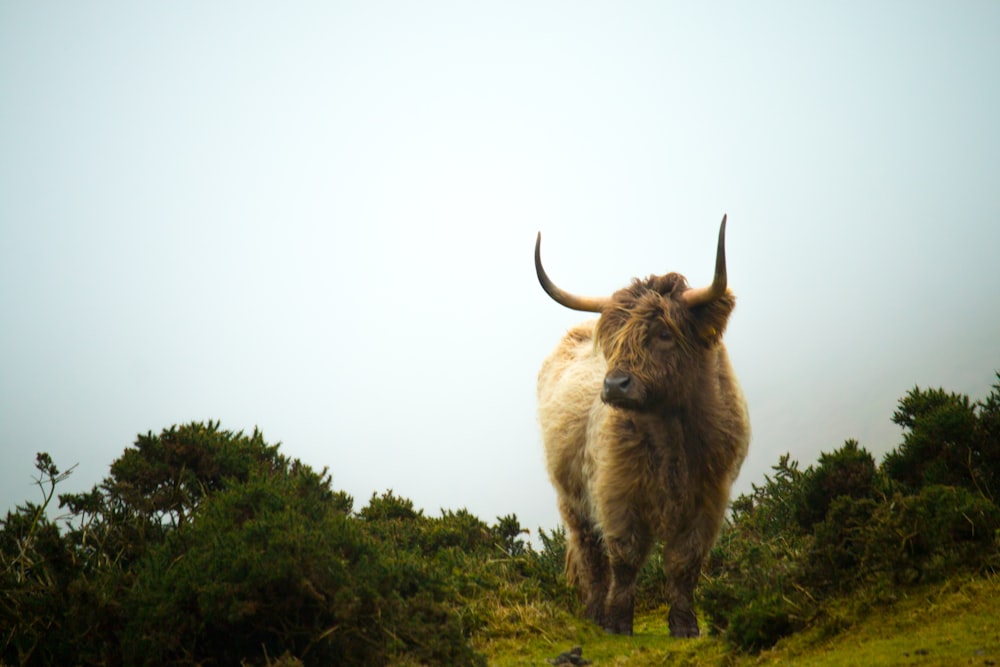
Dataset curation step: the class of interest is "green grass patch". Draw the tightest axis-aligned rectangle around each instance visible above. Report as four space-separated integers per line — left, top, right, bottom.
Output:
484 574 1000 666
755 574 1000 667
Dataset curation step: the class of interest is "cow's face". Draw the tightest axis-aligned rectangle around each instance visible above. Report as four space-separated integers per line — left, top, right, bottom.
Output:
595 274 734 411
535 214 734 411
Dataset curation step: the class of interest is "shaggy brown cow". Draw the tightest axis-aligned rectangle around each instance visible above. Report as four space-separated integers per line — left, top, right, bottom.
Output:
535 215 750 637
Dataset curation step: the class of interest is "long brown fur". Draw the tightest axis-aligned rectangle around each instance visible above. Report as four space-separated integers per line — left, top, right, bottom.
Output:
537 272 750 637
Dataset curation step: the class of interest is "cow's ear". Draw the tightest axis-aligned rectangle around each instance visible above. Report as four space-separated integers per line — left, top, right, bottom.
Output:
690 291 735 345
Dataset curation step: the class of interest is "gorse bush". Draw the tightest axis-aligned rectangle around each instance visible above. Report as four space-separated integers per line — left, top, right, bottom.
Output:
796 439 880 531
884 385 1000 499
0 455 81 666
0 423 564 666
125 472 371 665
703 374 1000 653
701 454 812 651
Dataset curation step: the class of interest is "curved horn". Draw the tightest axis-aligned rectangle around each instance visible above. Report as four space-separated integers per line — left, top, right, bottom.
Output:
681 214 729 308
535 233 609 313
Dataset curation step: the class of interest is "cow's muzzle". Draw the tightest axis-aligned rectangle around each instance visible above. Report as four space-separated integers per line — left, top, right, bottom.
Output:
602 369 643 408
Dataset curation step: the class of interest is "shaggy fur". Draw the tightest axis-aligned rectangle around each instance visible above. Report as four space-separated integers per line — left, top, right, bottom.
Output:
537 272 750 637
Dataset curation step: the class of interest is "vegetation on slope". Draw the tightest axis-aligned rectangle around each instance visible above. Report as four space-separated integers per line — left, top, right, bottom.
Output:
2 375 998 665
487 573 1000 666
701 377 1000 652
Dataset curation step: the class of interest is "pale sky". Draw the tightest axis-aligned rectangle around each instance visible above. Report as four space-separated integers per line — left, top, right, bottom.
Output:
2 3 998 536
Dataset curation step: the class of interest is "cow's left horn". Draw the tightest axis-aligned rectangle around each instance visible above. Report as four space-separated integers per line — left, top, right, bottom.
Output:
681 214 728 308
535 233 609 313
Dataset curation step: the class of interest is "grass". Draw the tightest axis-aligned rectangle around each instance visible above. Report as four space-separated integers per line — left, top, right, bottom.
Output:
754 574 1000 667
482 573 1000 666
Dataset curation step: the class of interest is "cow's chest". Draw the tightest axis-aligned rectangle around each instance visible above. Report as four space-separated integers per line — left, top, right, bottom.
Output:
586 420 713 537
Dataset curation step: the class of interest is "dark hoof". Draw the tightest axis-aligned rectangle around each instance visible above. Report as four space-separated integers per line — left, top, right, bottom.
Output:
669 625 700 638
583 602 605 628
602 617 634 635
602 603 635 635
668 608 700 638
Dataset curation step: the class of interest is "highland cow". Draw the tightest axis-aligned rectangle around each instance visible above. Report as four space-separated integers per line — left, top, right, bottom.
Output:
535 215 749 637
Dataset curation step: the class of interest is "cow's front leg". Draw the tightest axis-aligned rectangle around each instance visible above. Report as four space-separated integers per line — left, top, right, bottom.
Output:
604 559 639 634
665 558 701 638
663 510 724 638
603 532 651 635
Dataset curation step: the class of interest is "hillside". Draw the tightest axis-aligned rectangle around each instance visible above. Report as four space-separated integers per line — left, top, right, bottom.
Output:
486 574 1000 666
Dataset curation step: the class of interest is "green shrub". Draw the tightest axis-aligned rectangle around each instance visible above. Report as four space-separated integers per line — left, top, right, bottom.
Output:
122 471 485 666
517 525 574 606
860 485 1000 584
358 489 421 523
0 455 82 666
101 421 289 527
803 495 879 593
796 439 881 531
883 380 1000 500
701 454 812 649
702 521 809 650
2 426 503 666
724 592 799 654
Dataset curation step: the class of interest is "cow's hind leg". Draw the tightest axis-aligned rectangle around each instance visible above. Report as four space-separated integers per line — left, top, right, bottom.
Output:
561 502 610 627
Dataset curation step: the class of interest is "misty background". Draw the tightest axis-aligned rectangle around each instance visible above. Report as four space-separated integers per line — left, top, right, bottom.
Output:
2 3 998 536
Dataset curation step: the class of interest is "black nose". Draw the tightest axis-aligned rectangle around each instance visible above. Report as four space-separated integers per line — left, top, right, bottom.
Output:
603 371 632 400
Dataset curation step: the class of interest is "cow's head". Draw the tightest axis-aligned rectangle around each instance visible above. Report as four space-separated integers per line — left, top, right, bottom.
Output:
535 215 735 411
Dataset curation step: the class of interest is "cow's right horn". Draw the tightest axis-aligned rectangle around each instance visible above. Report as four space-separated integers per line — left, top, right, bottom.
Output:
535 233 609 313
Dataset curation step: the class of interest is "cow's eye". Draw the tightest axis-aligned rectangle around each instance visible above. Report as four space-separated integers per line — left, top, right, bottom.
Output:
657 329 672 341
